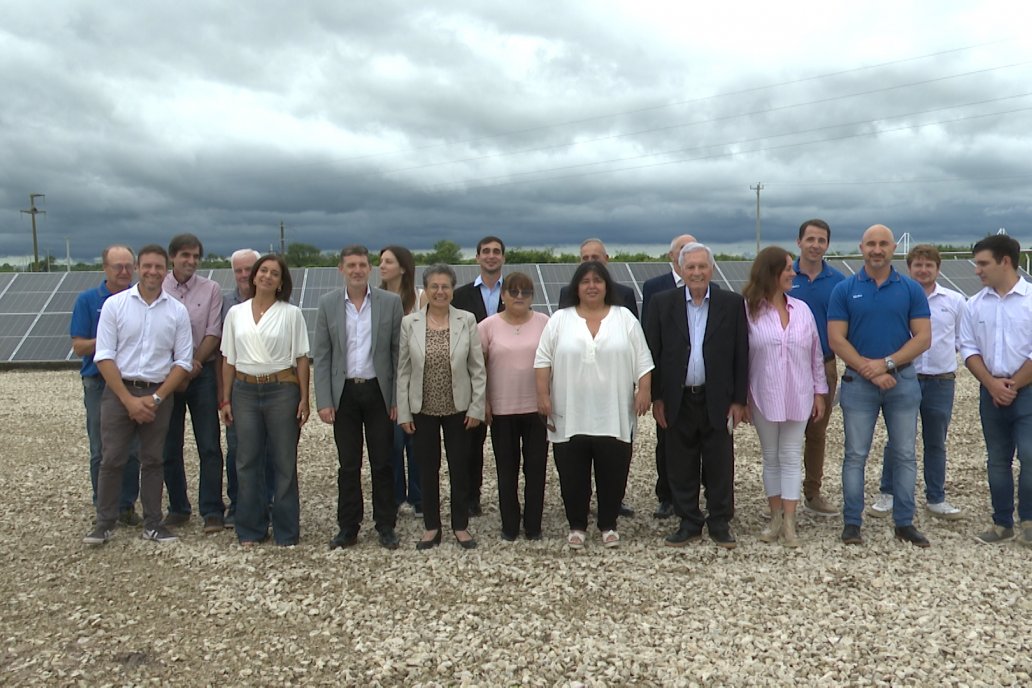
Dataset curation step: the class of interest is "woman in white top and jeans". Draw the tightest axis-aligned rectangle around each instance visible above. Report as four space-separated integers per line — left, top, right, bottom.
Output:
535 262 653 549
220 254 310 547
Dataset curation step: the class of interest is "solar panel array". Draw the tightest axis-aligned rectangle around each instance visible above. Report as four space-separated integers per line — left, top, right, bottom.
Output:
0 259 1018 363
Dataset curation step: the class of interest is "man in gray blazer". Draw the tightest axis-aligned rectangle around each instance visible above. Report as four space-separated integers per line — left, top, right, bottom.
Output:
314 245 404 550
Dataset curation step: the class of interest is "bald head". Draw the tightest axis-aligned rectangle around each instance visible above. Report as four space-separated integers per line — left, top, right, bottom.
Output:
859 224 897 274
668 234 697 264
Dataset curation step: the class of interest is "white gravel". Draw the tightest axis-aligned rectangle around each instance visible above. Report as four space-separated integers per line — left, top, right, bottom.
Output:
1 368 1029 686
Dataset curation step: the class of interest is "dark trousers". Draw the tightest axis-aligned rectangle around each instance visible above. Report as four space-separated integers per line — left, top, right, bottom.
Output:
553 435 631 532
97 384 174 530
666 390 735 533
654 422 670 503
413 412 470 532
468 423 487 501
490 413 548 537
163 361 225 518
332 380 396 534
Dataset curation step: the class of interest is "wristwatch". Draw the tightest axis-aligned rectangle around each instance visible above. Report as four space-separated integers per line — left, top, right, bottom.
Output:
152 393 163 406
884 357 897 373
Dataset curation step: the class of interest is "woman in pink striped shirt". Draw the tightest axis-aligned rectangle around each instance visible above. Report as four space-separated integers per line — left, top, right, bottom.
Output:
743 247 828 547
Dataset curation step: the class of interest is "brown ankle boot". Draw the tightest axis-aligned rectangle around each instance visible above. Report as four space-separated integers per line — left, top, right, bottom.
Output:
780 512 800 548
758 509 783 543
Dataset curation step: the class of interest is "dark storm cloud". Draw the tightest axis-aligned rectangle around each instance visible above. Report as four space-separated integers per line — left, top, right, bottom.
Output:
0 1 1028 263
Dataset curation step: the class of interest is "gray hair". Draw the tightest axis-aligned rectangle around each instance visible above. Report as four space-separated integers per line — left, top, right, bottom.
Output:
678 242 714 268
101 244 135 264
580 237 607 253
422 263 457 288
230 248 262 264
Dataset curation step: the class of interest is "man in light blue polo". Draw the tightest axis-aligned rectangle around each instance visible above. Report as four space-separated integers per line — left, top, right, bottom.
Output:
828 224 931 546
70 244 141 526
790 218 845 516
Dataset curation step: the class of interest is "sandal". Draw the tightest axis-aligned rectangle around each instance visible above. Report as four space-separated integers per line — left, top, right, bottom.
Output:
602 529 620 548
567 530 587 549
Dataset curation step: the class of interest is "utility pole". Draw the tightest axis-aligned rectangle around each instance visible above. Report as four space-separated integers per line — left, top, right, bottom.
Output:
65 236 71 272
20 193 45 271
279 221 286 255
749 182 764 255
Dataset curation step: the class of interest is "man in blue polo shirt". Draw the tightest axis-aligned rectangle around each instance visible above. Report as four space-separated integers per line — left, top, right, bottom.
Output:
828 224 931 546
790 219 845 517
70 244 141 526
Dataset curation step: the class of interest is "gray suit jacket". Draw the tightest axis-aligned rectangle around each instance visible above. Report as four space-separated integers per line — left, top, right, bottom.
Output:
396 306 487 424
313 287 403 413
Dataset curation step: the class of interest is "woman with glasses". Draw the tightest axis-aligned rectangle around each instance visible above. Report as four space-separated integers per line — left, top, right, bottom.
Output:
478 272 551 541
397 264 487 550
535 261 653 549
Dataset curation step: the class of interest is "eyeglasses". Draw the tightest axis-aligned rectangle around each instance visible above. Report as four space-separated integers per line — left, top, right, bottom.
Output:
426 284 453 292
506 288 533 298
106 263 133 273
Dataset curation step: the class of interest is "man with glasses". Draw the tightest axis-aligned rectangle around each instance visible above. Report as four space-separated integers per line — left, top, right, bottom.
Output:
71 245 142 527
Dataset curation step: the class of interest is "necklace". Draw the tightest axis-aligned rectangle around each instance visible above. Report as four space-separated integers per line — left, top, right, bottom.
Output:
428 312 449 329
502 312 531 335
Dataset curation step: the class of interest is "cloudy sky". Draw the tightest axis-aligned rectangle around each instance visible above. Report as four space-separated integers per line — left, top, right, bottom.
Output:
1 1 1029 261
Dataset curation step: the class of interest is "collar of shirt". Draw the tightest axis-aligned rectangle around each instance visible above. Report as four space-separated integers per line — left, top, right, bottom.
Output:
997 276 1032 298
474 274 502 290
129 284 171 306
165 271 197 294
670 267 684 288
684 284 711 305
344 284 372 304
792 258 835 281
856 265 900 284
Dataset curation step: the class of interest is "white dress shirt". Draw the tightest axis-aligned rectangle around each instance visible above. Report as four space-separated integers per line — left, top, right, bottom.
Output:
915 283 965 375
959 277 1032 377
95 285 193 383
222 300 310 376
344 287 376 379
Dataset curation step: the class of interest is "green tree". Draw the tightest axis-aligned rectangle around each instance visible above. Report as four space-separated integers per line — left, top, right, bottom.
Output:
421 240 464 265
285 242 325 267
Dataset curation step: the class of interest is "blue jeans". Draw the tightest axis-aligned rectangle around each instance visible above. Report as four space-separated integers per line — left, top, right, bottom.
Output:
225 421 275 515
163 361 225 519
880 376 954 504
840 366 921 527
83 376 140 511
979 385 1032 528
231 379 301 545
392 422 421 507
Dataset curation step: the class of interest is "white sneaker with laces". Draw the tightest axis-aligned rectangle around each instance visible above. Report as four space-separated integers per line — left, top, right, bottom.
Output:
926 500 962 520
867 493 893 518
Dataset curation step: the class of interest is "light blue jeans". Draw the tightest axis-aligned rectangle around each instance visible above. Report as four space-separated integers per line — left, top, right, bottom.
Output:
840 366 920 527
881 376 954 504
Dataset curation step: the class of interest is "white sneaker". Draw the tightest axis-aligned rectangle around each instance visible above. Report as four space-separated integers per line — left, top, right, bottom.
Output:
925 500 962 520
867 493 893 518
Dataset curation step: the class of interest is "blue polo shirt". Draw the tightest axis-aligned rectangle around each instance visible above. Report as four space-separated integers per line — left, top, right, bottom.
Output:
790 259 845 357
69 281 115 377
827 266 930 359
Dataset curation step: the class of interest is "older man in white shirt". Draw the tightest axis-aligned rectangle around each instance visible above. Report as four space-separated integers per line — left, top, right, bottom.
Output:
870 245 965 520
960 235 1032 546
83 244 193 546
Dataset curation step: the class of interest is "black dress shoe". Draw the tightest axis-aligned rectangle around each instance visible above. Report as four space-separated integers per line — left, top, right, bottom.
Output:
709 529 737 549
841 524 863 545
618 502 635 517
415 530 442 550
377 529 400 550
468 497 483 517
329 530 358 550
653 501 675 519
525 531 543 541
664 525 702 547
454 531 478 550
894 525 930 548
500 531 518 542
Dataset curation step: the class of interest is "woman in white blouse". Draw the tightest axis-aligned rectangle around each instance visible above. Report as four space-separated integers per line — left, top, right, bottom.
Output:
220 254 310 547
535 262 653 549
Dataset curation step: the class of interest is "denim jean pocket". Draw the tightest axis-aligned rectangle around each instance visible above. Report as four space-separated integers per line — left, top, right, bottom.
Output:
842 374 854 383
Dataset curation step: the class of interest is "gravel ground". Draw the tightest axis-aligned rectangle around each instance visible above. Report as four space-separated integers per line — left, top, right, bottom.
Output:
1 368 1030 686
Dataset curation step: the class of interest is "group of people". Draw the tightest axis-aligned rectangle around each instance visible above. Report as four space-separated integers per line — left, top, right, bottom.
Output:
77 224 1032 551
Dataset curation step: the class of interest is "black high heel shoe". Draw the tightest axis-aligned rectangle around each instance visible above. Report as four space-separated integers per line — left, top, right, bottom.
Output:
415 530 441 550
454 530 478 550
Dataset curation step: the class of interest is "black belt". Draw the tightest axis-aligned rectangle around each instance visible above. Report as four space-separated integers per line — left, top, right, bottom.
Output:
846 362 911 375
823 353 836 363
918 372 956 381
346 377 377 384
682 384 706 395
122 378 158 389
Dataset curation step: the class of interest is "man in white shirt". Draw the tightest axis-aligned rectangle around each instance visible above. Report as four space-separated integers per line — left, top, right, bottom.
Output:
83 245 193 546
870 245 965 520
959 235 1032 546
314 245 404 549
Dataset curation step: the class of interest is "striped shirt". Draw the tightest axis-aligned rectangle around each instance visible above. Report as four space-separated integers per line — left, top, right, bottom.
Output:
747 295 828 422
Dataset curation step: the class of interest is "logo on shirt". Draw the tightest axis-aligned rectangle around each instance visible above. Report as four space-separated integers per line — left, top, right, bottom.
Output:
851 294 863 299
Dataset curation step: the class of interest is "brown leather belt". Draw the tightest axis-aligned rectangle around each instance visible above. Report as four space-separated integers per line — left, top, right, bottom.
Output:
235 368 298 385
917 372 956 381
